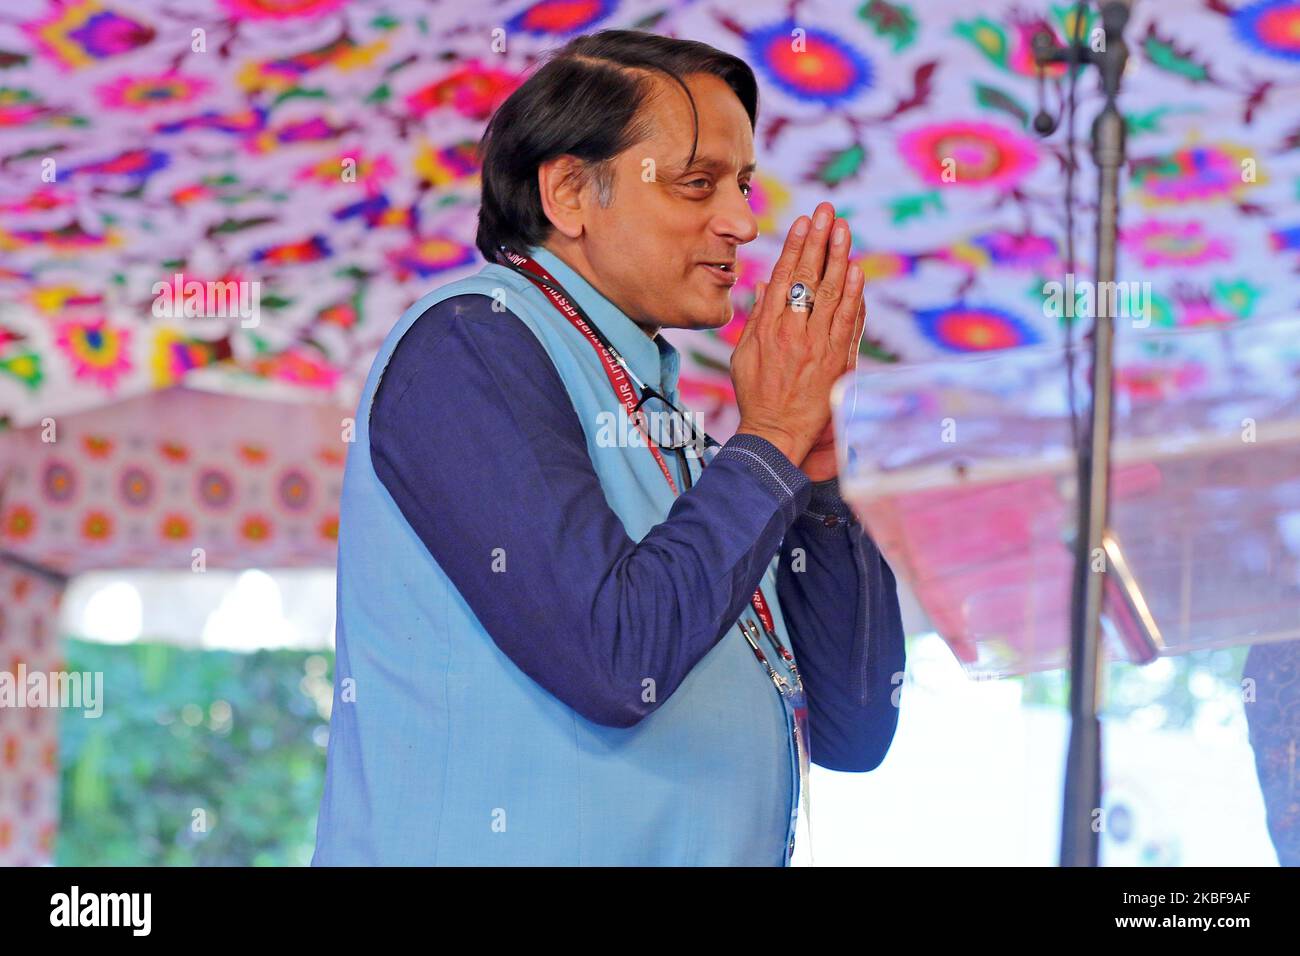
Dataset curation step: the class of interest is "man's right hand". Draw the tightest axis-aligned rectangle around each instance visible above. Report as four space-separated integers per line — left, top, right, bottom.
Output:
729 200 865 466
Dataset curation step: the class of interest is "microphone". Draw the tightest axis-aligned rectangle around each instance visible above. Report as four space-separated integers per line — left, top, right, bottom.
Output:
1031 29 1060 135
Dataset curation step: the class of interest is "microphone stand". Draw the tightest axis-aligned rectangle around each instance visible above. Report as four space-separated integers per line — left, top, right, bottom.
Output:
1033 0 1133 867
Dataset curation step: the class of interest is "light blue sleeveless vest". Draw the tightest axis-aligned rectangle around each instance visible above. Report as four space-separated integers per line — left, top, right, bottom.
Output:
314 245 802 866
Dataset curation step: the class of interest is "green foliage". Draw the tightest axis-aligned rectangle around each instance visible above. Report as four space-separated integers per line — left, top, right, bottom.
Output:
57 638 331 866
1021 645 1250 728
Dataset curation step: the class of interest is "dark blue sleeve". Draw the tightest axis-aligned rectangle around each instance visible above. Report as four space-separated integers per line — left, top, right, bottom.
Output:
369 293 814 729
776 477 907 772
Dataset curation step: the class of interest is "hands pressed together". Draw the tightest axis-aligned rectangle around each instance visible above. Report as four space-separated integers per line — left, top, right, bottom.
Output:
730 201 867 482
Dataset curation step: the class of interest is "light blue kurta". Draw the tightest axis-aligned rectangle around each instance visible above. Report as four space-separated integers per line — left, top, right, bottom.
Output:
313 246 802 865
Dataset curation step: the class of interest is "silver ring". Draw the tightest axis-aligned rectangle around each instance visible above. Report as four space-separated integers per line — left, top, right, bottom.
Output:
786 281 814 313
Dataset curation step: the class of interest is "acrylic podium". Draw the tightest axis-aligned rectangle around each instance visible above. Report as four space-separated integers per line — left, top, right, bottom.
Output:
832 316 1300 677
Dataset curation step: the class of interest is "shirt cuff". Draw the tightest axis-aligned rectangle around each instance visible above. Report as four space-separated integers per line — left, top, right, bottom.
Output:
713 432 812 524
800 476 856 533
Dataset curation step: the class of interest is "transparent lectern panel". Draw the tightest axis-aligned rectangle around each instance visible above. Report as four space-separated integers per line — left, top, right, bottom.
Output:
833 316 1300 677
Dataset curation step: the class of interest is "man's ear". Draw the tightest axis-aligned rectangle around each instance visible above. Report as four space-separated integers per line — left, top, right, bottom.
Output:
537 156 588 240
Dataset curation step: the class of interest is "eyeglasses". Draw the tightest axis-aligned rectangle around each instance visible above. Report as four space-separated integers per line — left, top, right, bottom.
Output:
630 385 720 492
492 253 720 490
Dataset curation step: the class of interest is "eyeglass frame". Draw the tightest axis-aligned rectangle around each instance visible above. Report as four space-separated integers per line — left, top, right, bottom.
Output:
628 384 720 493
493 249 721 492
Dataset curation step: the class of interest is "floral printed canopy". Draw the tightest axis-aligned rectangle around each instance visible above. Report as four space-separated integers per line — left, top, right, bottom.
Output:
0 0 1298 435
0 0 1294 429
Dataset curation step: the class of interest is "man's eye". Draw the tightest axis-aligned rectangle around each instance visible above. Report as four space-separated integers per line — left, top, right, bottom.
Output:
684 178 712 190
740 182 753 198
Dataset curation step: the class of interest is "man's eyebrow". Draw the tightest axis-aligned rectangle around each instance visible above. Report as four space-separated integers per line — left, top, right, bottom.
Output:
668 157 757 176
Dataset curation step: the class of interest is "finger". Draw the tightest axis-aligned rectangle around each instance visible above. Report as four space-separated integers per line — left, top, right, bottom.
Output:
787 201 836 318
846 296 866 370
827 264 864 363
808 218 852 344
764 217 811 322
737 281 765 349
736 279 768 351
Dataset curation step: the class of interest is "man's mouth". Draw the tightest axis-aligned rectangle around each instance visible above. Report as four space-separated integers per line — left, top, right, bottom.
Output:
698 261 738 286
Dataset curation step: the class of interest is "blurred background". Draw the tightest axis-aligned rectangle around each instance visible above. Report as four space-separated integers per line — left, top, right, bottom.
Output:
0 0 1296 865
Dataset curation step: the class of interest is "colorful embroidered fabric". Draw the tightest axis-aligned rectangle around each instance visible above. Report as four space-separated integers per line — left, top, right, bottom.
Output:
0 0 1296 431
0 563 62 865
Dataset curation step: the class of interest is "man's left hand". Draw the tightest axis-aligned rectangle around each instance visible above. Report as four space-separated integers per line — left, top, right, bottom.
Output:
750 278 867 482
800 419 839 482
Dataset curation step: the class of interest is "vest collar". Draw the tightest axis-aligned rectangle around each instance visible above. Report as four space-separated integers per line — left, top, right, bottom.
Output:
527 244 681 397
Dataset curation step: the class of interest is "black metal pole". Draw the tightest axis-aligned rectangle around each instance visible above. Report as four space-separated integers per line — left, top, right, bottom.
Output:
1059 0 1130 868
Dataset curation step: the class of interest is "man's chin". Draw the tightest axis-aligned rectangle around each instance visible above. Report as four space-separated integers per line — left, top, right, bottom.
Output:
666 300 735 332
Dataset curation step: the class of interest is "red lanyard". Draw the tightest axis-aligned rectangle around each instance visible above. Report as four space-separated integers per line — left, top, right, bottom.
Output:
499 248 800 688
501 248 681 493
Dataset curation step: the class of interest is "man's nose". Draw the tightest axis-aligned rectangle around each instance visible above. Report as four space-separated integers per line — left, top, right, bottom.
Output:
714 183 759 244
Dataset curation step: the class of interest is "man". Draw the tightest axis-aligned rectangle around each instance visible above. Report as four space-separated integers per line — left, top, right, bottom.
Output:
313 29 905 866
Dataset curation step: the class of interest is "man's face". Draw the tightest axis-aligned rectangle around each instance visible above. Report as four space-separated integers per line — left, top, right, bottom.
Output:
576 72 759 331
